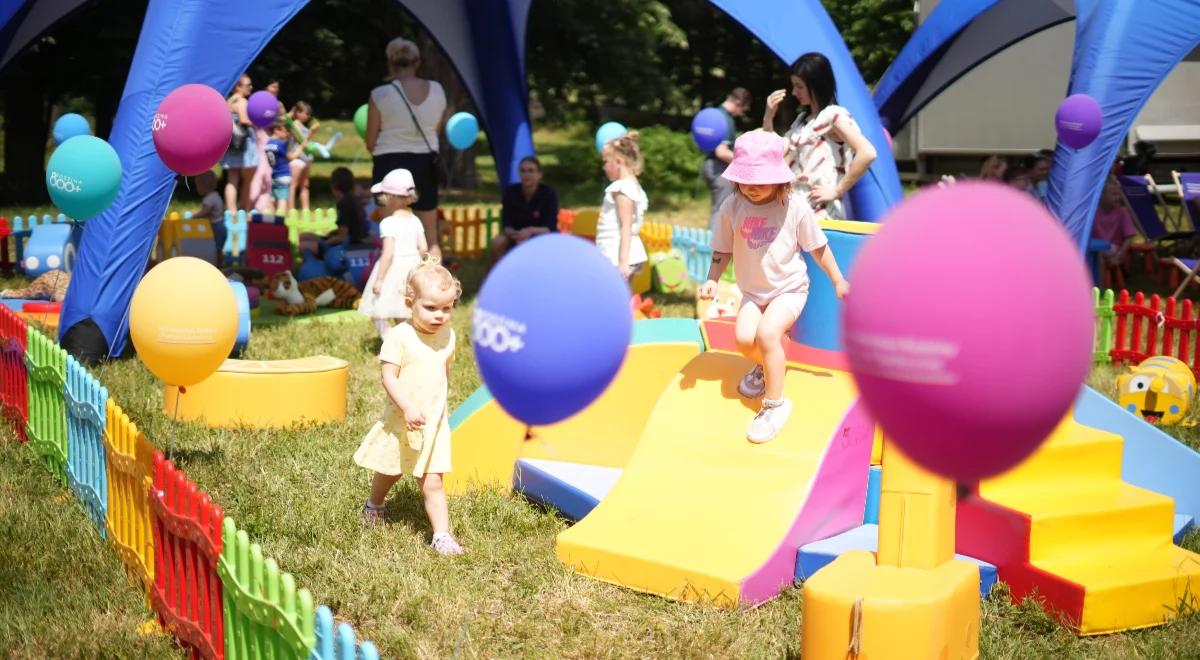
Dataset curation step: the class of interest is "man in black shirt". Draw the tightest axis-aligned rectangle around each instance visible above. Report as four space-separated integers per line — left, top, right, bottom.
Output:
491 156 559 263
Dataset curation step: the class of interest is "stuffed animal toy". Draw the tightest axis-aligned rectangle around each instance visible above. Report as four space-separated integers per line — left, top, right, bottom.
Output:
268 271 359 315
1116 356 1195 425
696 280 742 320
1 269 71 302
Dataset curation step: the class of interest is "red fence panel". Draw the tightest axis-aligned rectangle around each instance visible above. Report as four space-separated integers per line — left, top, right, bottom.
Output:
1109 289 1200 376
151 452 225 659
0 305 27 441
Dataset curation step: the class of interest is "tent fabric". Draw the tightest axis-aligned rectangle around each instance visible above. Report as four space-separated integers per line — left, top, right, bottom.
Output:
709 0 902 222
873 0 1074 133
60 0 311 355
1049 0 1200 249
0 0 95 73
60 0 536 357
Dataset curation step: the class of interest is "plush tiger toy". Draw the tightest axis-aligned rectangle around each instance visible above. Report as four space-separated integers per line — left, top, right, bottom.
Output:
268 271 360 316
1 269 71 302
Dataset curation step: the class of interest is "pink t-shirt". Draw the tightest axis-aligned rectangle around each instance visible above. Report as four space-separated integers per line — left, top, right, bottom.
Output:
711 191 828 305
1091 205 1137 247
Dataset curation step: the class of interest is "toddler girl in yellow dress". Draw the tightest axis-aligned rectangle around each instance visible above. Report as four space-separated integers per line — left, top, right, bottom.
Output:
354 258 464 555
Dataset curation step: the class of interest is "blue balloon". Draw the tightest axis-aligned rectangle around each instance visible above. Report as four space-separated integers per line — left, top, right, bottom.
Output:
52 113 91 146
446 112 480 150
45 135 122 221
595 121 627 153
473 234 632 425
691 108 728 153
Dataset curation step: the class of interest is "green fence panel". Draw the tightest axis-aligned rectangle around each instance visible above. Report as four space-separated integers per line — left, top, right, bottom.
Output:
24 326 68 484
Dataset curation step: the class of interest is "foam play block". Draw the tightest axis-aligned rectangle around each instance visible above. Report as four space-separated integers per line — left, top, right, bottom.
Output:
164 356 348 428
513 458 623 522
796 524 997 597
802 551 980 660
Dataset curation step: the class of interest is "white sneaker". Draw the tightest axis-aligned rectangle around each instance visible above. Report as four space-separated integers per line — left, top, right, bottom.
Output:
431 533 465 556
738 364 766 399
747 398 792 444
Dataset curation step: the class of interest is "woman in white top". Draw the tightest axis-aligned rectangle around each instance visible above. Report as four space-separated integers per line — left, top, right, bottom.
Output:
762 52 877 220
596 131 648 282
365 38 450 260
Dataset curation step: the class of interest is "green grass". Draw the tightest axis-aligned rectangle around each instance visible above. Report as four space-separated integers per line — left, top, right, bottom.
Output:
0 440 182 658
4 255 1200 656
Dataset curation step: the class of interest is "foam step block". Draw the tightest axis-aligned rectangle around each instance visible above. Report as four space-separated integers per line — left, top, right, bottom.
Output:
513 458 622 522
797 524 998 598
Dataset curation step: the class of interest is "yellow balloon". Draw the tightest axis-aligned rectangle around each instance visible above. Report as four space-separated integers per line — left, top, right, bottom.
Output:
129 257 237 386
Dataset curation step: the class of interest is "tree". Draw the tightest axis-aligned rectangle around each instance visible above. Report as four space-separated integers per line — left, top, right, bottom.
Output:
821 0 917 86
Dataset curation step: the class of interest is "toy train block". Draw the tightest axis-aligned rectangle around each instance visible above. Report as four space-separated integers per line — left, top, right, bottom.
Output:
174 217 218 265
244 221 293 276
22 222 81 278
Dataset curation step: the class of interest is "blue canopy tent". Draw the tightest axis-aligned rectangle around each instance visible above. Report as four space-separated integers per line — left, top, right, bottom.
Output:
1048 0 1200 248
1 0 901 359
0 0 96 73
872 0 1075 133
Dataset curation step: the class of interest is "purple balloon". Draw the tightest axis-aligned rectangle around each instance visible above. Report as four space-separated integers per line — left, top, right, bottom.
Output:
691 107 728 153
247 91 280 128
1055 94 1103 150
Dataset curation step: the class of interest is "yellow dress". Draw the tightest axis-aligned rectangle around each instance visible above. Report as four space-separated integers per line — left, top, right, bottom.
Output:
353 322 455 477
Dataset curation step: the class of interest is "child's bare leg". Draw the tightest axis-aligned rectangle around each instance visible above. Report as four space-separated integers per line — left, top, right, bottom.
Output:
756 297 803 401
417 473 450 535
367 472 402 508
734 301 765 365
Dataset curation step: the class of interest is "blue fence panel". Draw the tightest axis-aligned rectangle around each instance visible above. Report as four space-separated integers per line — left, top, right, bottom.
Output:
225 209 249 261
312 605 379 660
65 355 108 537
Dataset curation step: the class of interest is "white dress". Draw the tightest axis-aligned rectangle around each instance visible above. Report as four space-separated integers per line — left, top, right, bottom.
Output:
784 105 858 220
595 178 648 269
358 212 424 320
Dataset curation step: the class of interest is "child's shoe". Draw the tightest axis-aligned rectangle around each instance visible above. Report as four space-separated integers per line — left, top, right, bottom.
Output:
747 398 792 443
361 501 384 529
738 364 766 399
431 533 465 555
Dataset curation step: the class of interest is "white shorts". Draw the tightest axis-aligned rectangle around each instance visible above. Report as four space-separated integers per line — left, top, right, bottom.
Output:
742 291 808 320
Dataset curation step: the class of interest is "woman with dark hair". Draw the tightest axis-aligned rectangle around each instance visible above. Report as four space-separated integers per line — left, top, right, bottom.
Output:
762 52 877 220
491 156 558 263
365 37 450 261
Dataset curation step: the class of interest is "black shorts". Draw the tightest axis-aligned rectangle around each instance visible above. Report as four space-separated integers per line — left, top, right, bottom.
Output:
372 152 439 211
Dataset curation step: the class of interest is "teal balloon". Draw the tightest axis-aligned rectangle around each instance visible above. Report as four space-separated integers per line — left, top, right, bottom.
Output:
595 121 627 153
53 113 92 146
353 104 368 139
446 112 479 150
45 135 122 221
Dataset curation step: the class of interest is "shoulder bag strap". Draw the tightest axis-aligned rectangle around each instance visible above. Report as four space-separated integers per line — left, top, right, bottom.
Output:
391 81 437 154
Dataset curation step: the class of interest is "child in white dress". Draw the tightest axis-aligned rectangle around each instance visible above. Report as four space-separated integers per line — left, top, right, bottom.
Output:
358 169 427 338
595 131 648 282
355 259 464 555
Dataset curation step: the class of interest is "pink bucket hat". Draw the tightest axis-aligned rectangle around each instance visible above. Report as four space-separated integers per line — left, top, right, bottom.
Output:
721 130 795 185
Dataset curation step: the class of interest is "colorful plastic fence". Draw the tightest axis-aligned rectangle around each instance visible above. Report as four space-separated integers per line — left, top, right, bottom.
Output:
1093 288 1116 365
314 606 380 660
0 323 380 657
65 355 108 537
151 452 226 660
219 517 316 659
0 305 27 441
24 326 67 485
439 206 501 258
1105 289 1200 375
105 398 156 592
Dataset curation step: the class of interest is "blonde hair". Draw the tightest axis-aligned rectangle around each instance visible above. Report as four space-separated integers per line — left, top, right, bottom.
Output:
386 38 421 72
406 256 462 302
379 190 420 207
735 182 790 205
604 130 644 175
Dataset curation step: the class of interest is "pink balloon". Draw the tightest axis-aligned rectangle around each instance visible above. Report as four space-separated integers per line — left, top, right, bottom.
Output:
152 84 232 176
842 182 1093 482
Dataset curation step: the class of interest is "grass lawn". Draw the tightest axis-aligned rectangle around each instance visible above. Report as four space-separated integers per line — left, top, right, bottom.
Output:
4 125 1200 657
2 252 1200 657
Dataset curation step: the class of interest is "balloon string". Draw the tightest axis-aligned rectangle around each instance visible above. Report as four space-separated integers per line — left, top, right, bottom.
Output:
168 386 184 460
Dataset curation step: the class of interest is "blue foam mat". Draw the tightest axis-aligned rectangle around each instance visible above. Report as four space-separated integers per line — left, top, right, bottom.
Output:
513 458 622 522
797 524 998 598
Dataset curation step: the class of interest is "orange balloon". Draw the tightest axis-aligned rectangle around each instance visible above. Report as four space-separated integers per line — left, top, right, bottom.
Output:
129 257 237 386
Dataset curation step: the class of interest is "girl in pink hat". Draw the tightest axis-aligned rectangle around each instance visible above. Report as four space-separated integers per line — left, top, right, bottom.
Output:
699 130 850 443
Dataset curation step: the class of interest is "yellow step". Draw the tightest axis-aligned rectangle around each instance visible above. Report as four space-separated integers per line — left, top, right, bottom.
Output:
983 481 1175 561
989 420 1124 487
1035 544 1200 635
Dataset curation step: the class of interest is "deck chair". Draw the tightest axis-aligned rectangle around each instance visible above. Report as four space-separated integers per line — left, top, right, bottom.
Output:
1167 172 1200 297
1146 173 1185 232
